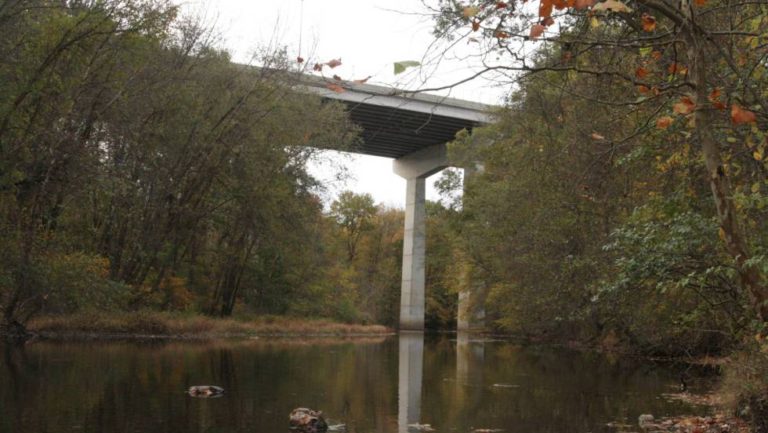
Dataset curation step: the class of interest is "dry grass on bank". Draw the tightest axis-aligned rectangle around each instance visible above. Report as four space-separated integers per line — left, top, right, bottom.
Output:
28 311 393 339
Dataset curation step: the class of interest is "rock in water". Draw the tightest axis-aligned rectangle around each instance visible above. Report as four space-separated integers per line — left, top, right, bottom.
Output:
187 385 224 397
289 408 328 432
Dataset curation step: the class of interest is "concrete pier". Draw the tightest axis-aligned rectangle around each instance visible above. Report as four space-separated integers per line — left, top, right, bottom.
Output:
394 144 448 330
457 164 486 331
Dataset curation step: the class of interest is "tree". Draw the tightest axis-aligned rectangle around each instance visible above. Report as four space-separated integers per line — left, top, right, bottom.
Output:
330 191 378 262
427 0 768 327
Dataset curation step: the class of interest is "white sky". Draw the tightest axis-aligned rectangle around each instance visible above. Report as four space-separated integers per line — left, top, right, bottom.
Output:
180 0 507 208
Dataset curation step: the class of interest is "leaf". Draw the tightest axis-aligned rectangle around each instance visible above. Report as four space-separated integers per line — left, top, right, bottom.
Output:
590 16 601 28
297 56 304 63
495 2 508 9
326 83 345 93
639 47 652 57
635 67 648 79
673 97 696 115
541 16 555 26
641 13 656 32
494 30 510 39
592 0 633 13
591 132 605 140
708 88 721 102
352 76 371 84
313 63 323 72
326 58 342 68
575 0 595 8
472 20 480 31
539 0 553 17
694 0 706 4
530 24 546 39
393 60 420 75
463 6 480 18
332 74 342 81
656 116 673 129
731 104 757 124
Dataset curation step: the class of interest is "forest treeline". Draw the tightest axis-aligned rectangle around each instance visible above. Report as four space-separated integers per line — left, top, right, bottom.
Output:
2 0 768 355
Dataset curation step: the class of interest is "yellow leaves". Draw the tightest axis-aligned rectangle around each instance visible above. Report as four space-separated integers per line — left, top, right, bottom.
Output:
673 96 696 115
656 116 673 130
754 148 764 161
731 104 757 125
592 0 633 13
641 13 656 32
462 6 480 18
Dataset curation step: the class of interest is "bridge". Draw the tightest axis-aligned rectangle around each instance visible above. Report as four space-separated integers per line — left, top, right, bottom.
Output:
302 77 494 331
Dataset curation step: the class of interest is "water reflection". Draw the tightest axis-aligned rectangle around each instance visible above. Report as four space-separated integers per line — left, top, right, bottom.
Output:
398 332 424 433
0 337 707 433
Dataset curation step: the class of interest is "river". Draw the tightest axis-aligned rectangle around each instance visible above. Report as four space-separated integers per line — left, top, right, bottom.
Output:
0 333 704 433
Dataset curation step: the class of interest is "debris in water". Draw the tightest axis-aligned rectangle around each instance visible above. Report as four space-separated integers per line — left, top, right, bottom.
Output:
289 408 328 432
187 385 224 397
408 423 435 432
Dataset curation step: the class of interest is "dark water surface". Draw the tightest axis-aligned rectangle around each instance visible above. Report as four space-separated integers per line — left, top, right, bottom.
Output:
1 334 703 433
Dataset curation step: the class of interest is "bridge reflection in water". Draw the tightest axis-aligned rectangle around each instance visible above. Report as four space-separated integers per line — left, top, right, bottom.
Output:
398 332 486 433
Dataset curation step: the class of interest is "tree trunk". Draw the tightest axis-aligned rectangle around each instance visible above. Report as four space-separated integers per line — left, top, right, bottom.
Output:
684 15 768 323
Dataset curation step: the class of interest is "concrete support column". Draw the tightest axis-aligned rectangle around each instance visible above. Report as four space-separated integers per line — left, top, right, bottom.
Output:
394 144 448 331
400 177 426 330
457 164 486 331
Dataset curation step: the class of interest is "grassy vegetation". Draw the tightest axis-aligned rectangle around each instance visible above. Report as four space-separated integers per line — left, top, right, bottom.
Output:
28 312 393 339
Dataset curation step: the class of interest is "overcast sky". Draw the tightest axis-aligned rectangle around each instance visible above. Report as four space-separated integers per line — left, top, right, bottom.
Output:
180 0 506 208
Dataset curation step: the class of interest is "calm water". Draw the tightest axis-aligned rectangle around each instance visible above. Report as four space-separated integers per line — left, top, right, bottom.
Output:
0 334 703 433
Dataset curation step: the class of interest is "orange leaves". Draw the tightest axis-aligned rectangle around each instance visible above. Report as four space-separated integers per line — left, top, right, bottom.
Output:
673 96 696 115
708 88 726 110
472 20 481 31
731 104 757 124
694 0 707 4
656 116 674 129
539 0 553 18
635 67 648 79
530 24 546 39
326 83 345 93
314 58 342 72
641 13 656 32
575 0 596 8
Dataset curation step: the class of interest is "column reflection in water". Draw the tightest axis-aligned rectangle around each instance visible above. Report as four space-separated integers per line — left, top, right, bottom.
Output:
456 332 485 386
454 331 485 424
398 332 424 433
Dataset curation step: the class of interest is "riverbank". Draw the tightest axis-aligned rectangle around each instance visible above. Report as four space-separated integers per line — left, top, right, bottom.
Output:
25 312 394 340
